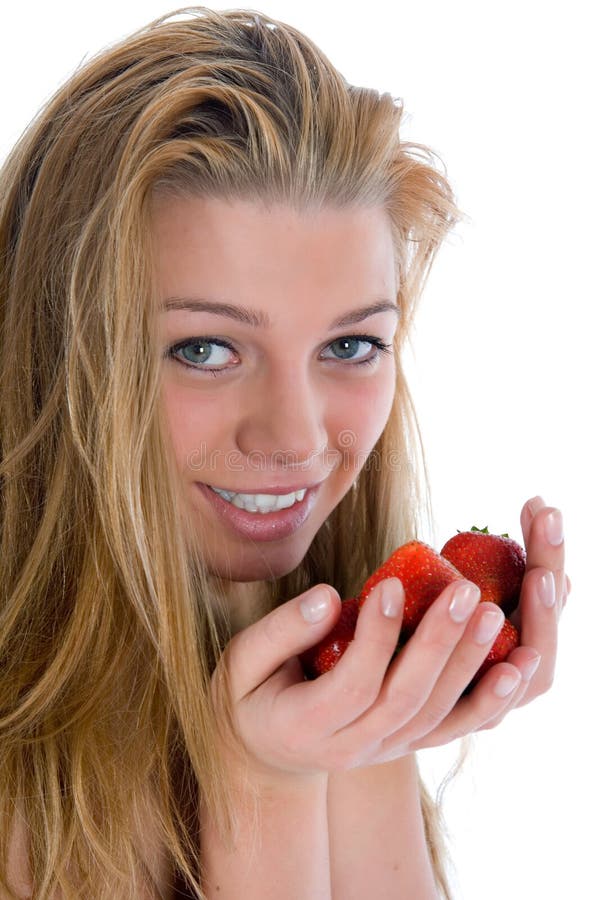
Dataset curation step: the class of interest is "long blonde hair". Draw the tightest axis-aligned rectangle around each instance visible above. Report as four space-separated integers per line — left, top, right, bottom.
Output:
0 7 461 897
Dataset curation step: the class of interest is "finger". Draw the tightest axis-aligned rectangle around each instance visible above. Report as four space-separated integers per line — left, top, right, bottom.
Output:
520 495 545 546
525 503 565 595
330 580 481 746
521 499 566 610
375 601 507 749
397 661 523 751
474 645 541 728
513 500 563 677
512 566 559 704
307 578 404 732
400 602 507 737
223 584 341 700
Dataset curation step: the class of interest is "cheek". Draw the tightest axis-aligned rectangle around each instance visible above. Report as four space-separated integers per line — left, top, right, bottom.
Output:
330 367 396 456
160 382 223 473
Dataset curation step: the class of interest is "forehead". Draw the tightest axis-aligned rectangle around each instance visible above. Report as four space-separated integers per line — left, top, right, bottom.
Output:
149 194 398 298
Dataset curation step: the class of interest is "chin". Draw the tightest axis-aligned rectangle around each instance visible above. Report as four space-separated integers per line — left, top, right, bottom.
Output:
206 540 309 583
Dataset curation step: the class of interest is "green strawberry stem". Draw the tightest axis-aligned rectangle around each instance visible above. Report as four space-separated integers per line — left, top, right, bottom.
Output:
460 525 510 538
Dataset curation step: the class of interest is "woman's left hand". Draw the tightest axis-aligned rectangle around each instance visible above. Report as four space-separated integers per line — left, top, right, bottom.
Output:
405 495 569 748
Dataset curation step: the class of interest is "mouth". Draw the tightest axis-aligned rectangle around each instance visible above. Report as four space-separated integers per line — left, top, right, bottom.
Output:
195 481 322 542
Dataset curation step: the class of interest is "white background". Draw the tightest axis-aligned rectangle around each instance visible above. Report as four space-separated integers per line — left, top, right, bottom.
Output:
2 2 597 897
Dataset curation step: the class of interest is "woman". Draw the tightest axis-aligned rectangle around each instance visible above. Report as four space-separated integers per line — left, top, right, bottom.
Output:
0 7 567 898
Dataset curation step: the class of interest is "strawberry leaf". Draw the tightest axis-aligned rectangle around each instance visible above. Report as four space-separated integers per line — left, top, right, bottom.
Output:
468 525 511 539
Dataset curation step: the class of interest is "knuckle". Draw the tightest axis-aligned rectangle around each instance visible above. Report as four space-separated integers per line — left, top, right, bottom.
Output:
359 629 398 656
418 626 457 656
420 636 456 660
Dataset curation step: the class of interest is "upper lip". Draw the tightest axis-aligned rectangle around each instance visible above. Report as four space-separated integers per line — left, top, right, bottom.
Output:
201 480 324 495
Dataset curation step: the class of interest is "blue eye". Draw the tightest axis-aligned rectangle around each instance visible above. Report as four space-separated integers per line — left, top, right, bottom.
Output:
165 337 237 375
169 338 234 367
321 336 392 365
164 334 393 376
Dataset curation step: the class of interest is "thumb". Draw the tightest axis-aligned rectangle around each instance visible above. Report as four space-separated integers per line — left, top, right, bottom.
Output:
224 584 340 701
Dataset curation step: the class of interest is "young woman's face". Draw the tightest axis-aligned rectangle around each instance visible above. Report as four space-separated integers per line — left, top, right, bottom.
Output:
152 194 399 582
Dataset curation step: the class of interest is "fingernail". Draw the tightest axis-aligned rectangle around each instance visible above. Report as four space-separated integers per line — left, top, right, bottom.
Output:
494 671 521 698
474 607 504 645
300 588 331 624
527 495 546 516
380 578 403 618
521 653 541 682
449 583 481 623
537 570 556 608
544 509 563 546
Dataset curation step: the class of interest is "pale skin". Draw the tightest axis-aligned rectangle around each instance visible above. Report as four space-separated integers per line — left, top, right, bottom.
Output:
6 196 569 898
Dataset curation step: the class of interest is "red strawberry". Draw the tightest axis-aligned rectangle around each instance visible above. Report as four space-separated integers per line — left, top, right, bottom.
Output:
300 598 359 679
358 541 464 638
441 526 526 617
468 618 520 690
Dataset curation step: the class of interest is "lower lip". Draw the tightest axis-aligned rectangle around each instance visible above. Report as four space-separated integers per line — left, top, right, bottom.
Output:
196 482 320 542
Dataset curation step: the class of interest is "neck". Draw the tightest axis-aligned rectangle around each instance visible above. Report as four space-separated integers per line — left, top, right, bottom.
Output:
216 578 271 633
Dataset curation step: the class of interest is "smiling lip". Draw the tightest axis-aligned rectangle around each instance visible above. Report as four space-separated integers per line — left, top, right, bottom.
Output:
196 481 321 541
202 480 325 496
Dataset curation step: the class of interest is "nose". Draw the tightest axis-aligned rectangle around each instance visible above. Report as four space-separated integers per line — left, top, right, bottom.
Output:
234 369 328 473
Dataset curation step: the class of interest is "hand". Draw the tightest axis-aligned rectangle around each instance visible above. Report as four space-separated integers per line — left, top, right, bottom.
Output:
210 496 568 775
384 495 569 750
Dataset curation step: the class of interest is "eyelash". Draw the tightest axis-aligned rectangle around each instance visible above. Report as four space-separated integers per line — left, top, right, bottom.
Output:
164 334 393 377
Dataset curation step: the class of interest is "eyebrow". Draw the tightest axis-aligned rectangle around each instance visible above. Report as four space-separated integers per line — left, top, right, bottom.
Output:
161 297 399 329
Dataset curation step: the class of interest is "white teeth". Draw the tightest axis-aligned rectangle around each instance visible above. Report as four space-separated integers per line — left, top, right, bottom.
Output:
213 489 234 502
210 486 307 514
